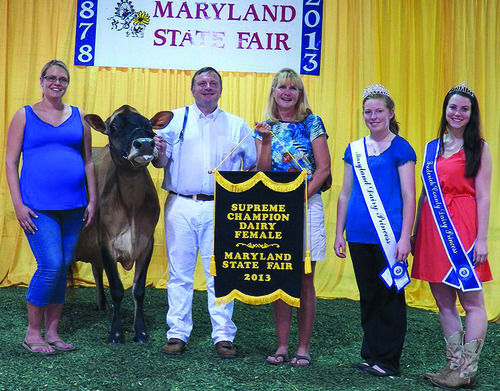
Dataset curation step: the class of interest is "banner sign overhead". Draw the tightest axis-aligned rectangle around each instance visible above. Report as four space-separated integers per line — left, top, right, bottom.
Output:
75 0 323 75
213 171 306 307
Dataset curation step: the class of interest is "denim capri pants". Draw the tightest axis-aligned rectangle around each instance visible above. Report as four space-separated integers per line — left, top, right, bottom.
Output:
25 207 85 306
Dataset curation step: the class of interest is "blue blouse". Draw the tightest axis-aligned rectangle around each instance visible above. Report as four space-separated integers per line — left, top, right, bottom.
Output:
343 135 416 244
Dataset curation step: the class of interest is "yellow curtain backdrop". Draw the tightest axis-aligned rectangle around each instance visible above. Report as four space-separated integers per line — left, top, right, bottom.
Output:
0 0 498 321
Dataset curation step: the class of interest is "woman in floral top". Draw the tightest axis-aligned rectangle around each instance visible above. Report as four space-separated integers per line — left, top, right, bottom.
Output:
254 68 331 366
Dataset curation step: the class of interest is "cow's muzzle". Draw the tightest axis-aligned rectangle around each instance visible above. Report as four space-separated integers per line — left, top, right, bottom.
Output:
127 137 158 165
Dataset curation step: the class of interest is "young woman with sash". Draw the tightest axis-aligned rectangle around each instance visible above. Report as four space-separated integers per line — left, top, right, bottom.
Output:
254 68 331 367
411 83 492 389
334 84 416 377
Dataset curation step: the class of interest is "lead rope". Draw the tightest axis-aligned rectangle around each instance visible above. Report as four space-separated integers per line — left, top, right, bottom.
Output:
172 107 189 200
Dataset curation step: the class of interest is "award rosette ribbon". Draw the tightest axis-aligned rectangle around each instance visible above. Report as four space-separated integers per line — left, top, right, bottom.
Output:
212 170 306 307
422 139 482 292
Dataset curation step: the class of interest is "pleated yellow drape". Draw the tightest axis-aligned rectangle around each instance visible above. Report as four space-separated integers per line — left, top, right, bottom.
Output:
0 0 498 321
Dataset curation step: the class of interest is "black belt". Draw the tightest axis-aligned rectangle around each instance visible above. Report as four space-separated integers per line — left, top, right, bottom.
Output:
169 191 214 201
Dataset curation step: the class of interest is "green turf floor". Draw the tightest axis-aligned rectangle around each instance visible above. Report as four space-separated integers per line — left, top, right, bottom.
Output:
0 287 498 391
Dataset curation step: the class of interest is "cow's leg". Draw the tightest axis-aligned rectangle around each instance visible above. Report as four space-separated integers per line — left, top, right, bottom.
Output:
91 264 107 310
132 243 153 344
102 251 125 343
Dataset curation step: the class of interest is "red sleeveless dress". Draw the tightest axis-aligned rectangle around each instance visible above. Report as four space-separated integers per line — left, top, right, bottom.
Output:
412 149 493 282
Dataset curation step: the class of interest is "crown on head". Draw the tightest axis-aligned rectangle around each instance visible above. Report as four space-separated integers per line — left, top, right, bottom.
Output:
362 83 390 100
449 81 475 98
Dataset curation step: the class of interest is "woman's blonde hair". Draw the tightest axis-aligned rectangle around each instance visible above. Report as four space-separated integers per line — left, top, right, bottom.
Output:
264 68 312 123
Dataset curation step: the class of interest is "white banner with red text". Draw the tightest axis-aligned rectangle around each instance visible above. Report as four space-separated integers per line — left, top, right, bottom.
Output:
74 0 323 75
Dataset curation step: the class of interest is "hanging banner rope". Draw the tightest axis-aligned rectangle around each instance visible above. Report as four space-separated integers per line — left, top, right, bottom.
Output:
212 171 306 307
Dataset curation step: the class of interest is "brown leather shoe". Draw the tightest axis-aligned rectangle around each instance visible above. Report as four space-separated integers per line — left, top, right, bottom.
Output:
162 338 186 355
215 341 237 359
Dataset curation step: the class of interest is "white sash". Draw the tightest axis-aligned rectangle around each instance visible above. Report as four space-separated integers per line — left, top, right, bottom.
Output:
350 138 410 291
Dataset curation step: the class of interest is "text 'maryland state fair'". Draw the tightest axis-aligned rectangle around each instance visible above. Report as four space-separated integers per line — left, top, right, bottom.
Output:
75 0 324 74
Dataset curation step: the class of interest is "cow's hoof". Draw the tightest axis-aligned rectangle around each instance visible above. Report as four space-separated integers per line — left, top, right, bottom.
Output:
133 332 148 344
108 331 125 344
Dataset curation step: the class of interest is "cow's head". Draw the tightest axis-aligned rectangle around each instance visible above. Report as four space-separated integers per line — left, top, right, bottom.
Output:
85 105 173 167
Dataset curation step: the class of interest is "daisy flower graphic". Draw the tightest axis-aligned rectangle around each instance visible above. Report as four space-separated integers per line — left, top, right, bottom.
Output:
133 11 150 25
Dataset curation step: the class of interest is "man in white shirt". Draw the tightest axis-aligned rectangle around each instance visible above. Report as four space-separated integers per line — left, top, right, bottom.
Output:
154 67 256 358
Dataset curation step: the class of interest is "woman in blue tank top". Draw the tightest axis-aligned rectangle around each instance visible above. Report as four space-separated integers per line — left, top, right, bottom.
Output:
5 60 97 354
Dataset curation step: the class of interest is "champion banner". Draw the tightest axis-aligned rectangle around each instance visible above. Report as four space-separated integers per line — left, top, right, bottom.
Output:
213 171 306 307
75 0 323 75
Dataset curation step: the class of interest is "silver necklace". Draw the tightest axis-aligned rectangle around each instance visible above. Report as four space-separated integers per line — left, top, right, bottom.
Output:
367 132 393 155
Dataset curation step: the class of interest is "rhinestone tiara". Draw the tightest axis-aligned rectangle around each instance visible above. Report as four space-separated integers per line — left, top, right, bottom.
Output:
449 81 475 98
362 83 390 100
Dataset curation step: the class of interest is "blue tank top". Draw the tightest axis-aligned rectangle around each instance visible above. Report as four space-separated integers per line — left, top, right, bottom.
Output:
20 105 87 210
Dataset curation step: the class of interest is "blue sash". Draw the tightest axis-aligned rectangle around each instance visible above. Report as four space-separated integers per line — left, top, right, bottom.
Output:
351 138 410 291
421 139 482 292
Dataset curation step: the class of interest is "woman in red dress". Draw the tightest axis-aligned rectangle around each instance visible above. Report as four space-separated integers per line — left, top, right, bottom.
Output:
412 83 492 389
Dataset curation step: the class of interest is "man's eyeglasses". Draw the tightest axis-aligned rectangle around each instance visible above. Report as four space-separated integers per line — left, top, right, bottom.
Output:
43 75 69 85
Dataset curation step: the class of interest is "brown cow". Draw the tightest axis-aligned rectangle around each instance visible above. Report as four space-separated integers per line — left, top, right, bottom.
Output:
74 105 173 343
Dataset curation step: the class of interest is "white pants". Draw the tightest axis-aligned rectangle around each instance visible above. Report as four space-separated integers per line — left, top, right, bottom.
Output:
164 194 237 344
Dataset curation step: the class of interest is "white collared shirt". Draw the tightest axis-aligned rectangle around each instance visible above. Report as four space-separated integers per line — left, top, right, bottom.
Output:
157 103 256 195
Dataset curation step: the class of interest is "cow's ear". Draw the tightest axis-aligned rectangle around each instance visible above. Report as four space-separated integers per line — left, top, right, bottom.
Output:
84 114 108 134
150 111 174 129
